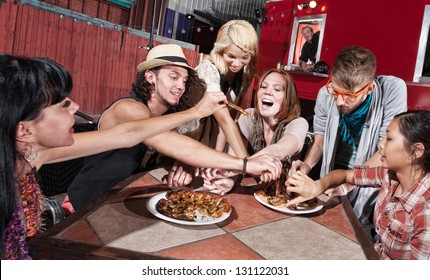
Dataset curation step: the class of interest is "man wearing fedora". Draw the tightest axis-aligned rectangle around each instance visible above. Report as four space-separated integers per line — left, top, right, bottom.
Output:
64 44 282 213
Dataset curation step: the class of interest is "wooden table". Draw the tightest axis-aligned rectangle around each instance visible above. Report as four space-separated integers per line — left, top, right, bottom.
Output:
29 170 378 260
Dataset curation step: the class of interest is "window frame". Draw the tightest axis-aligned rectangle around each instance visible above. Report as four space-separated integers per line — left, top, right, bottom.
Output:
414 5 430 83
287 13 327 66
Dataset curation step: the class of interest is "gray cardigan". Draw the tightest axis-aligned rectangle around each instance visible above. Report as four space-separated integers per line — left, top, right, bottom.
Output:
313 75 407 176
312 76 407 225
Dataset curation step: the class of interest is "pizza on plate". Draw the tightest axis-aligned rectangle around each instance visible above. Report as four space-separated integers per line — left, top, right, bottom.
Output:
156 190 231 221
255 178 318 210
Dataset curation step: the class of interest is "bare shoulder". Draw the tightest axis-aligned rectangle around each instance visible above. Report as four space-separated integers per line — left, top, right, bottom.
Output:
202 54 211 61
101 99 150 128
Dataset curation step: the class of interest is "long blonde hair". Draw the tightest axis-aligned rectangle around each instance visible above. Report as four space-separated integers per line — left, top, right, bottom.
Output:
210 20 258 80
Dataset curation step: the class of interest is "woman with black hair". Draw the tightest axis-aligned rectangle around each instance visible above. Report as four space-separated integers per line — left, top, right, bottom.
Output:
0 54 281 259
287 110 430 259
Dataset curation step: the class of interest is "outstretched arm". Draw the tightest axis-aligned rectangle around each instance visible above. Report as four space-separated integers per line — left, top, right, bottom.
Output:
285 169 354 207
144 129 281 177
213 108 248 157
38 91 227 166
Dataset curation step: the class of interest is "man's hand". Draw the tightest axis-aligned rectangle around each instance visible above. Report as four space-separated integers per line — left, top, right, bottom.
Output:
162 161 193 188
195 91 227 118
301 62 314 72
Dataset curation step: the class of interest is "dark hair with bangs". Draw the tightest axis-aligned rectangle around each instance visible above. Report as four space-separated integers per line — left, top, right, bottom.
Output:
0 54 72 257
253 68 301 124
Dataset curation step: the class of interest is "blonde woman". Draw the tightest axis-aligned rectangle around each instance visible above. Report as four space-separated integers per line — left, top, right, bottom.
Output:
178 19 258 155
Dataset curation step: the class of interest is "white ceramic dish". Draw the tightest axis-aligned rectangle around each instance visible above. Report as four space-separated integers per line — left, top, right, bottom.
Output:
254 193 323 214
146 191 232 225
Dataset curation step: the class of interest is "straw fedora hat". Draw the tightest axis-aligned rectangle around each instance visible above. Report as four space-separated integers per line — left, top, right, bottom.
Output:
137 44 194 72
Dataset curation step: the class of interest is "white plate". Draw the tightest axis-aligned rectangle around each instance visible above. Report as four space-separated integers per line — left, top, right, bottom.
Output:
146 191 232 225
254 193 323 215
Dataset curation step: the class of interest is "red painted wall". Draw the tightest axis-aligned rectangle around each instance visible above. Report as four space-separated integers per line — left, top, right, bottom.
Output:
0 3 200 114
258 0 430 111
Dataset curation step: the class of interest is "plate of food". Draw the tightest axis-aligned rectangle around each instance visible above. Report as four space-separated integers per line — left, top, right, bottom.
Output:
146 190 232 225
254 180 323 214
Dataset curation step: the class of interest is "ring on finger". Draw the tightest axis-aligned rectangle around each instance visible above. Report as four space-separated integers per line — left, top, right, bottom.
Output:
170 169 176 173
272 157 277 163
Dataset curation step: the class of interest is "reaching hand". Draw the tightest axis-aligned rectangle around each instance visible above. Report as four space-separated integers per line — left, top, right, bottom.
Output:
302 63 314 72
162 161 193 188
202 177 235 196
246 154 282 179
195 167 221 180
284 171 323 207
289 160 311 176
195 91 227 118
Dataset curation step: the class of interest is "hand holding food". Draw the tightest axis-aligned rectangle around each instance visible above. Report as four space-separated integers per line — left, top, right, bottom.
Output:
285 171 324 207
256 170 318 210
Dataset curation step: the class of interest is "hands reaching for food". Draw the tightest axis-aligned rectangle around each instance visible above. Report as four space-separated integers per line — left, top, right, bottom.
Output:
247 154 282 178
162 162 193 188
284 171 324 207
195 91 227 118
202 177 235 196
289 160 311 176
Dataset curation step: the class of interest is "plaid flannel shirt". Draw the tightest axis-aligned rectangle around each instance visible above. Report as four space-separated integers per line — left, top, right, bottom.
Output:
353 166 430 260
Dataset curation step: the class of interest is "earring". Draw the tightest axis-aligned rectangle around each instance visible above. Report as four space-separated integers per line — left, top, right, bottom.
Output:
24 143 38 162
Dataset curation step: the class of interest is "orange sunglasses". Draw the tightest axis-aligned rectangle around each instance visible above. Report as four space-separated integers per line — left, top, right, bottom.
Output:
325 78 373 102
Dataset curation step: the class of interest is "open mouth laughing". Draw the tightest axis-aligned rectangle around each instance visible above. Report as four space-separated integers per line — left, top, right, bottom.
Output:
261 98 274 108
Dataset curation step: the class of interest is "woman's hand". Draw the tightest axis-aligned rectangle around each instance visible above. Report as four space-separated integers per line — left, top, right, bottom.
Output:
202 177 235 196
246 154 282 179
162 161 194 188
285 171 323 207
195 167 238 180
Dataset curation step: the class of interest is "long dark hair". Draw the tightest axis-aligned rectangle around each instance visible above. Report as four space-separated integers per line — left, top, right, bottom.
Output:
131 66 202 112
394 110 430 173
0 54 72 258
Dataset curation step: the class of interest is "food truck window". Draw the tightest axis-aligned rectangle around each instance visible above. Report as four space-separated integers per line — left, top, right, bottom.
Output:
287 14 326 67
414 5 430 83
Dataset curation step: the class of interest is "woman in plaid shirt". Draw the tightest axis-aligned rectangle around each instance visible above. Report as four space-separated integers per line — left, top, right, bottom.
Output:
286 110 430 260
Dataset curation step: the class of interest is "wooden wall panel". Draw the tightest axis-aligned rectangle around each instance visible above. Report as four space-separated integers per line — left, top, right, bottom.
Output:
0 2 200 114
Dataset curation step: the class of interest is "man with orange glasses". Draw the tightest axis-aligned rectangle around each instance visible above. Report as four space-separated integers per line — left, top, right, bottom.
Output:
290 46 407 241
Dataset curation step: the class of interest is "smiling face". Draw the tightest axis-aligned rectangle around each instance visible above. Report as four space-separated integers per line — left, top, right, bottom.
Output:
257 72 286 120
222 43 252 74
301 27 314 43
150 65 189 108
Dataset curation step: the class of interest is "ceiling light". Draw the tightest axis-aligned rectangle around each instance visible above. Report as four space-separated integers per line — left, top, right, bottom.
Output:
297 1 318 11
